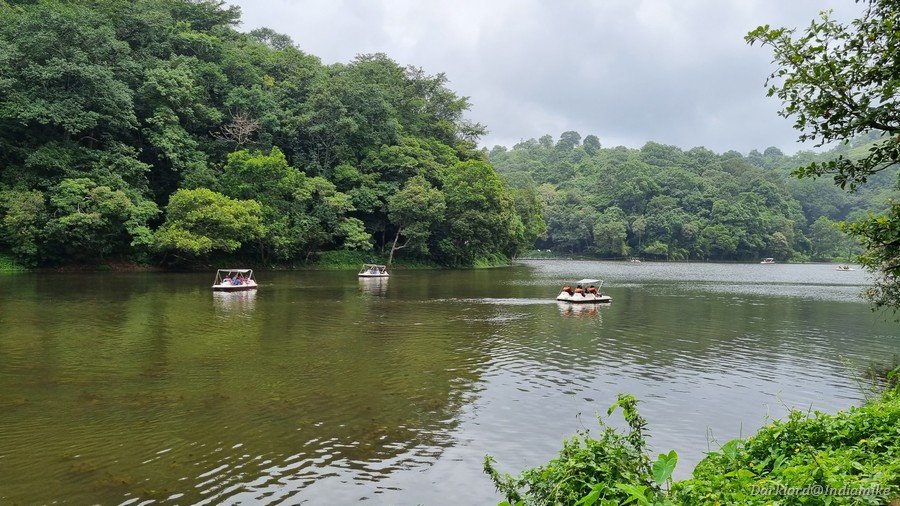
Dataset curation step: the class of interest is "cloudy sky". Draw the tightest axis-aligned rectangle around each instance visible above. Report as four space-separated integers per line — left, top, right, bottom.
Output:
229 1 862 154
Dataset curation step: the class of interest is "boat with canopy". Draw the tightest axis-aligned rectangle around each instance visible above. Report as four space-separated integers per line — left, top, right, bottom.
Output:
358 264 389 278
556 278 612 303
212 268 258 291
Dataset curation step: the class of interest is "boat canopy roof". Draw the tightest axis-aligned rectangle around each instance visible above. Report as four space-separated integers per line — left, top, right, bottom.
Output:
361 264 387 269
217 268 252 274
576 278 601 284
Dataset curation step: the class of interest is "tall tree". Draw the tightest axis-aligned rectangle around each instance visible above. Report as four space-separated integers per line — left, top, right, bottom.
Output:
748 0 900 309
386 176 445 265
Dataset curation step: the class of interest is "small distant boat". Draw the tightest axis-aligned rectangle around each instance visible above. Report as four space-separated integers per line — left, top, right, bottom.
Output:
358 263 389 278
760 258 775 264
212 268 258 291
629 258 641 263
556 278 612 304
835 265 855 271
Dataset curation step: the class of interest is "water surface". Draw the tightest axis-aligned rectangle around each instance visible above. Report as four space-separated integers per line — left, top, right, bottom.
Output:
0 261 896 504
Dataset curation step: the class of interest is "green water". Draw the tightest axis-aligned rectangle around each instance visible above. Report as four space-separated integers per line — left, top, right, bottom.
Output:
0 261 896 504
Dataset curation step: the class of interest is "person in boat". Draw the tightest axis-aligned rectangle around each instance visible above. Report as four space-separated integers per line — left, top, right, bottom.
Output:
222 276 231 285
574 284 585 296
562 285 572 295
369 266 378 274
587 285 598 295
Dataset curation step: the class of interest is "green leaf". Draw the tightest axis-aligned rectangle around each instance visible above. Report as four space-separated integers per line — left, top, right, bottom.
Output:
574 483 606 506
615 483 650 506
720 439 741 461
651 450 678 484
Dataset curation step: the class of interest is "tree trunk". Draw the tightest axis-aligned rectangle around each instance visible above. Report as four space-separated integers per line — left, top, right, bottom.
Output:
388 225 403 266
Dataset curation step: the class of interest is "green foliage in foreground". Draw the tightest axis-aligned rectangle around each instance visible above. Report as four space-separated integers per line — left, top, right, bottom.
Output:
674 384 900 504
484 395 676 506
486 383 900 505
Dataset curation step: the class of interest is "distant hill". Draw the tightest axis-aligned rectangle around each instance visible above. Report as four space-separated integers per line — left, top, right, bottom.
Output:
487 132 897 261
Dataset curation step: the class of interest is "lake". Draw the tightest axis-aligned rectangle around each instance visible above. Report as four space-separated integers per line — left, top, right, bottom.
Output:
0 261 896 504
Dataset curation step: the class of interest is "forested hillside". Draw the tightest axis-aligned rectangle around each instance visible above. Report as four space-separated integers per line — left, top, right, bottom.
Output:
2 1 894 269
489 133 897 261
0 0 543 267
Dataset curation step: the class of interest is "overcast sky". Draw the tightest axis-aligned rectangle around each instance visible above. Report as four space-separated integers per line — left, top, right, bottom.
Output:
229 1 862 154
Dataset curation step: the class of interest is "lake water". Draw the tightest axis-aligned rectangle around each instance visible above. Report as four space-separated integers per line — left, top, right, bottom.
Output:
0 261 897 504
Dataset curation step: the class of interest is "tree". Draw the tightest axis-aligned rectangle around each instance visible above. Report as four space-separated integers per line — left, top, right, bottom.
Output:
583 135 601 155
248 27 295 51
748 0 900 308
44 178 157 262
386 176 446 265
845 204 900 309
556 131 581 150
767 231 792 260
155 188 264 258
809 216 852 260
508 183 548 254
438 160 522 265
0 0 510 268
0 189 47 265
0 2 137 142
642 240 669 259
698 224 738 259
219 112 261 147
221 148 366 260
593 206 629 257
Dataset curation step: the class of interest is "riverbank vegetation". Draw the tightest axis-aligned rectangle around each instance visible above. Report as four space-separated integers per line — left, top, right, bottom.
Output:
1 0 897 285
489 134 895 263
485 378 900 505
0 253 25 272
0 0 544 269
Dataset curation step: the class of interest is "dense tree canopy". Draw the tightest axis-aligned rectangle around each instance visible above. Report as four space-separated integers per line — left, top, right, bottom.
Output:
489 134 895 262
0 0 532 267
748 0 900 308
1 0 894 274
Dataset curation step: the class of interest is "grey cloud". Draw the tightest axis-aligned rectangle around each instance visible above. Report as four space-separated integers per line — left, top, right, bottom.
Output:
231 0 864 154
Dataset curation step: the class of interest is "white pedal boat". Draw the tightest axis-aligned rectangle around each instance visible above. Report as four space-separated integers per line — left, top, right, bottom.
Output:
358 263 389 278
556 278 612 303
212 268 258 292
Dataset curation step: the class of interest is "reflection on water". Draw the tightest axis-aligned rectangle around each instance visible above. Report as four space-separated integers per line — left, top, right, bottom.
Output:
212 289 257 313
556 301 604 319
0 262 896 504
358 276 389 296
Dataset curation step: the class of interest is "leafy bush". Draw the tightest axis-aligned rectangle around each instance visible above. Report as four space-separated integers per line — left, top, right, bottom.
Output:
484 394 677 506
0 253 26 272
673 383 900 505
473 252 512 269
486 386 900 506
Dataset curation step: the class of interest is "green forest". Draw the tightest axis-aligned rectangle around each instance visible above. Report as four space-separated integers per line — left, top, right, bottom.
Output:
489 133 897 262
0 0 542 268
0 0 895 269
